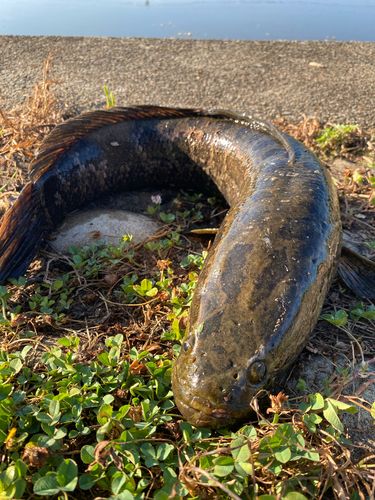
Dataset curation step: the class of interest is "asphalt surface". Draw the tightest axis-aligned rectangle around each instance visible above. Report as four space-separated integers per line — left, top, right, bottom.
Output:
0 35 374 126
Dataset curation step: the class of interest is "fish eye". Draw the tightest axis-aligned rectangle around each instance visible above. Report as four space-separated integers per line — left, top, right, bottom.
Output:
183 341 191 353
248 360 267 386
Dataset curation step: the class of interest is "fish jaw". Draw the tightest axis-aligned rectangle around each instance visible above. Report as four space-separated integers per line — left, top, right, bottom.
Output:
172 364 241 428
171 352 269 428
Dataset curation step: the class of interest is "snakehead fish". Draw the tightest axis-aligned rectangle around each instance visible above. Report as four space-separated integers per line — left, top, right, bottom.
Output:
0 105 374 429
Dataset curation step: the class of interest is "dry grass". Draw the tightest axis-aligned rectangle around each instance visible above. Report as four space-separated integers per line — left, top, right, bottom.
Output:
272 112 321 150
0 53 64 215
272 113 374 162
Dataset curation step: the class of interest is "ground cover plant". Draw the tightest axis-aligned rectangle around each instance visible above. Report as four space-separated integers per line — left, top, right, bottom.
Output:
0 57 375 500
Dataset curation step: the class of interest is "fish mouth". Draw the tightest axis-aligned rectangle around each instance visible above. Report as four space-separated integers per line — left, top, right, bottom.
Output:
172 368 235 428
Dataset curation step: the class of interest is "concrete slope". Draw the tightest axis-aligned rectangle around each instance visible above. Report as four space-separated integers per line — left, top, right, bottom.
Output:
0 36 374 125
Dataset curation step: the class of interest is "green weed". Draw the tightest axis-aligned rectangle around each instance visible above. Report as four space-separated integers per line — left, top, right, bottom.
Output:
316 124 358 155
0 171 16 193
144 231 181 258
103 86 115 109
0 331 364 500
0 182 373 498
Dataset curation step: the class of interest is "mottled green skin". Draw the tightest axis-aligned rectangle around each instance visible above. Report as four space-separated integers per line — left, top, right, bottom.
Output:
171 132 341 428
3 107 341 428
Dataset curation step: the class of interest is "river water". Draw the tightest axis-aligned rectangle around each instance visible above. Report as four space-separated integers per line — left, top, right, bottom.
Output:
1 0 374 41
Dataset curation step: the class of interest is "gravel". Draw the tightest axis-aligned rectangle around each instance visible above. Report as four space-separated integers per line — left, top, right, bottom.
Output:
0 35 375 126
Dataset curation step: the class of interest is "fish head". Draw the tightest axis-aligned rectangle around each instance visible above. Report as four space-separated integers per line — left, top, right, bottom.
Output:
171 315 275 429
171 241 332 429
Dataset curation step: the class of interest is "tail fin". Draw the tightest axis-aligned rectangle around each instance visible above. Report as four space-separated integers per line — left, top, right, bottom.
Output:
0 183 47 283
338 245 375 299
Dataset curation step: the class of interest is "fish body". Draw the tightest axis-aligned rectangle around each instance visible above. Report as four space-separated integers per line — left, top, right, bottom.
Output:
0 106 370 429
172 132 342 428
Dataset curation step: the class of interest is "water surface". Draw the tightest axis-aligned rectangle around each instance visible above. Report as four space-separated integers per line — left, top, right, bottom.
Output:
1 0 374 41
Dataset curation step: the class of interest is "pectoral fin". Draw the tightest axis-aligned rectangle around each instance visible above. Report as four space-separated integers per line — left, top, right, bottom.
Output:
338 245 375 298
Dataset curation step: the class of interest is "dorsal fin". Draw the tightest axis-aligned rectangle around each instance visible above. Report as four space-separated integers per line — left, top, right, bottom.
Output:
29 106 202 182
29 105 296 183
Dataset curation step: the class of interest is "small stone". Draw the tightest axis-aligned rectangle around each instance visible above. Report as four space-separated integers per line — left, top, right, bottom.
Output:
50 209 160 253
103 273 119 287
309 62 325 68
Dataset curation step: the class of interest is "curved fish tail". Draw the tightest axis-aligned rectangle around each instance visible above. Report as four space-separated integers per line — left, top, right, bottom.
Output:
0 182 47 283
339 245 375 299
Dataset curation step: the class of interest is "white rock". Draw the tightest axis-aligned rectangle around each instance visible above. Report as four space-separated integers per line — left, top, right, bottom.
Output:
50 210 160 253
